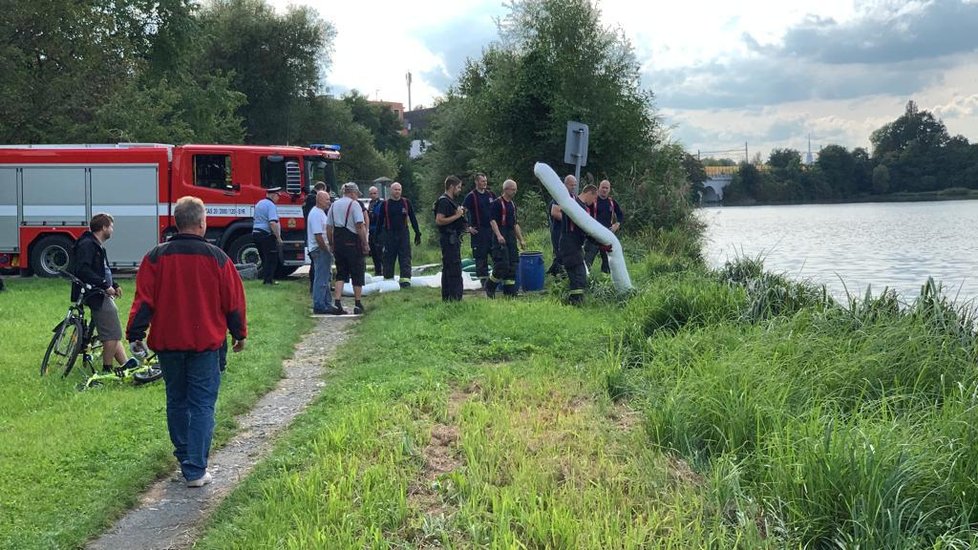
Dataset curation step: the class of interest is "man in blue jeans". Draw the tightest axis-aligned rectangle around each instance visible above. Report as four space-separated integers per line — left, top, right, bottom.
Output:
306 190 332 313
127 196 248 488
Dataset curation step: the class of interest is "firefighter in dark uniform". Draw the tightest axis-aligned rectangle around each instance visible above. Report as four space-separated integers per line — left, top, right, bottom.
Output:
547 174 577 276
584 179 624 274
366 185 385 276
486 179 526 298
561 184 598 305
374 182 421 287
434 176 467 301
462 173 495 287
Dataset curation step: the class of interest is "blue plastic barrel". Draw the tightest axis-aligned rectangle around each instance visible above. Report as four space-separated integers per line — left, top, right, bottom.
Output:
519 251 545 291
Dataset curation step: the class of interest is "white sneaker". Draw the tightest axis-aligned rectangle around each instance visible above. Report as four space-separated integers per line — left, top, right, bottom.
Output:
186 471 212 488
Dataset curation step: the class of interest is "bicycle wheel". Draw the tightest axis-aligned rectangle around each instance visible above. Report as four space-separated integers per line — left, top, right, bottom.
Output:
132 355 163 385
41 316 84 377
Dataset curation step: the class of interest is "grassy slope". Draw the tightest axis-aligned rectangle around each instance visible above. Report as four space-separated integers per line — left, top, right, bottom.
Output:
196 245 978 548
196 289 733 549
0 277 311 549
7 230 978 547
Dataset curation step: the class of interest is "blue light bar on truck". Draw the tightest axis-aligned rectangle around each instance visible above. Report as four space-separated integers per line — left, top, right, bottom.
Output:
309 144 341 151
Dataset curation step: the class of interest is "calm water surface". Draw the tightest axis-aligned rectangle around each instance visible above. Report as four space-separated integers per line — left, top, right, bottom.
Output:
698 200 978 305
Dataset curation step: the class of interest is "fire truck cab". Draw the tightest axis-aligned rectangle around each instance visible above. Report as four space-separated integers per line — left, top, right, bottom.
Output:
0 143 340 277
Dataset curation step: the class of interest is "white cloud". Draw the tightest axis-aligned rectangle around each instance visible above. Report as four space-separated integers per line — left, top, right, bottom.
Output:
267 0 978 157
933 94 978 120
270 0 501 107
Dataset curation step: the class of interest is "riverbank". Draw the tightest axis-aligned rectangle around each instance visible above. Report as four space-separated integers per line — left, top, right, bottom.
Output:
5 234 977 547
711 186 978 207
190 247 978 547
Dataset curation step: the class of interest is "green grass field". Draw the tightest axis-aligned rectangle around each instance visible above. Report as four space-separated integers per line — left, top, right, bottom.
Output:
0 276 312 549
3 232 978 548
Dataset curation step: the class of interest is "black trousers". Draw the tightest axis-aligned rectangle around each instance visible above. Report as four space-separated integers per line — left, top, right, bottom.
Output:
584 241 610 273
369 230 383 276
561 233 587 303
470 227 493 283
490 228 519 296
440 232 463 301
547 227 563 275
382 231 412 280
254 231 279 284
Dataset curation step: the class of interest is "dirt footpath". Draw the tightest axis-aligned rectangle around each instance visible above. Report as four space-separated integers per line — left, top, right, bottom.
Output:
88 316 355 550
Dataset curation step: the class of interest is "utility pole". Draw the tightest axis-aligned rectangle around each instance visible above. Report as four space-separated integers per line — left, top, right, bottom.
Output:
745 142 749 164
406 72 412 112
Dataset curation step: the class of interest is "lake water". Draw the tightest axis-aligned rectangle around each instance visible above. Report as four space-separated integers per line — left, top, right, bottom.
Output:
698 200 978 306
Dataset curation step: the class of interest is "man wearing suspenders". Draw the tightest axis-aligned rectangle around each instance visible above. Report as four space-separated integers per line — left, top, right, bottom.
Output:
373 182 421 287
462 173 495 287
486 179 526 298
562 184 598 305
584 179 624 274
325 183 369 315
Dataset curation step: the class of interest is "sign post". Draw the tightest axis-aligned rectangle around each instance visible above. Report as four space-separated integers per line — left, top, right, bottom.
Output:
563 121 589 187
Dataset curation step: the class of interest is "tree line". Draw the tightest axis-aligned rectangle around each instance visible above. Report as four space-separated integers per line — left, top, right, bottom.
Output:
721 101 978 204
0 0 408 184
2 0 703 235
415 0 698 235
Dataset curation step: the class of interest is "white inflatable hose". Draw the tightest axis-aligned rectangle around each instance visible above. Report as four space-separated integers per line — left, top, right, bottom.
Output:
534 162 633 291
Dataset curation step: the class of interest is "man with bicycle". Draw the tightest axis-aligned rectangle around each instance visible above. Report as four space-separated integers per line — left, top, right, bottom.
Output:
127 197 248 488
72 213 138 375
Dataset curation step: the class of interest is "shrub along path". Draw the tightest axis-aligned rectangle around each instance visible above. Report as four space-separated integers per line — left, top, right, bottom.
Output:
88 315 356 550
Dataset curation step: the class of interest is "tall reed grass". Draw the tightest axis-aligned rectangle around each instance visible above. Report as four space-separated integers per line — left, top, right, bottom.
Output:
617 256 978 547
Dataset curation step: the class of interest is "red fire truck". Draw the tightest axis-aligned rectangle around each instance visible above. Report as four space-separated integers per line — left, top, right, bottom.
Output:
0 143 340 277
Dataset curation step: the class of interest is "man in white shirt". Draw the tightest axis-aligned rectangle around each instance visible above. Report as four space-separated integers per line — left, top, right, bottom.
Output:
325 182 369 315
306 190 332 314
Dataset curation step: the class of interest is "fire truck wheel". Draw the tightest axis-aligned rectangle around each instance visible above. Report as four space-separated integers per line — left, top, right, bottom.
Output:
31 235 74 277
227 233 262 268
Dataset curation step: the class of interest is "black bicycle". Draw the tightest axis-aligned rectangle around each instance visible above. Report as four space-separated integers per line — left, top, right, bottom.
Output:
41 272 163 389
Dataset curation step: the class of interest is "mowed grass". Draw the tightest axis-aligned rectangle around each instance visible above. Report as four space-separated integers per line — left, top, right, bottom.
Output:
0 276 311 549
193 288 757 549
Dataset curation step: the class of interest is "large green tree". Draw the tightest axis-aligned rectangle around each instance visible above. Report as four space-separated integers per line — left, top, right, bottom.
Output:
424 0 689 233
815 145 856 196
0 0 245 144
0 0 155 142
198 0 335 144
291 96 397 184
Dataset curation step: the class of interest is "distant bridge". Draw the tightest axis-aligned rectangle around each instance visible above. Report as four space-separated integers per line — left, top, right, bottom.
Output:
700 164 771 203
702 165 738 202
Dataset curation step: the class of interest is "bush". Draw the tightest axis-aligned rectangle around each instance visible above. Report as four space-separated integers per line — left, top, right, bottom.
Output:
716 256 830 321
623 273 746 340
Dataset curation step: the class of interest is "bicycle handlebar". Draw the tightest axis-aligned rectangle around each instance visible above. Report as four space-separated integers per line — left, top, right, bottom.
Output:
58 270 106 302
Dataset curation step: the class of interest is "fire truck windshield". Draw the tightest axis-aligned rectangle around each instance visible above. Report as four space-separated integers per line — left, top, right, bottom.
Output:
305 156 337 195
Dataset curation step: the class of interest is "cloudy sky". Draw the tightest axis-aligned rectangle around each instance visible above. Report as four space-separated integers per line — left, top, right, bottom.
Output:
270 0 978 160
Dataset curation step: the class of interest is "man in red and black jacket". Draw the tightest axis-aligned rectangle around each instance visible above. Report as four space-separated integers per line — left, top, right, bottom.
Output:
373 181 421 287
126 196 247 488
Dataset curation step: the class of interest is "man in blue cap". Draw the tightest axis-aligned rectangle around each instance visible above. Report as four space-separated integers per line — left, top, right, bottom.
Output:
252 187 283 285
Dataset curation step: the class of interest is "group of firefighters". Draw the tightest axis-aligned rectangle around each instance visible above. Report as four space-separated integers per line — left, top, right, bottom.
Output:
40 172 622 487
249 172 624 312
